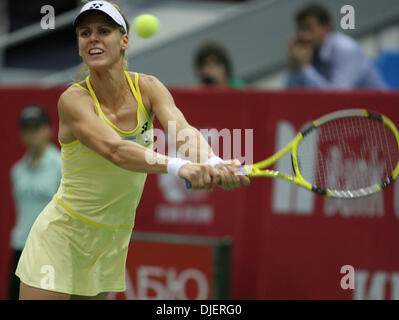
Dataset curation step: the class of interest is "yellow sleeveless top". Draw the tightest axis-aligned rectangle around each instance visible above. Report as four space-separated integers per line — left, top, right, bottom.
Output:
53 71 154 230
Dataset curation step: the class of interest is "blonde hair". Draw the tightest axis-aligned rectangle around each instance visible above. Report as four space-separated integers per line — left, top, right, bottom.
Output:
74 0 131 82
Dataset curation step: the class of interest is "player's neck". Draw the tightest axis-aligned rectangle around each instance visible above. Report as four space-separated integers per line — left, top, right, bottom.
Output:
89 64 129 110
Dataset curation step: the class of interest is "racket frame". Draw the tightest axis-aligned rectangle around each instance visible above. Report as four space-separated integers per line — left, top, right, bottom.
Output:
242 109 399 198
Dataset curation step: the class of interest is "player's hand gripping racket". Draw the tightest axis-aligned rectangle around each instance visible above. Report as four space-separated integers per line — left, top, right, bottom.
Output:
186 109 399 198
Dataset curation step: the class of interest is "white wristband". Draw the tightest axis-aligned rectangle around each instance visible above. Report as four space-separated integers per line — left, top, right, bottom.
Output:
206 156 224 167
167 158 191 178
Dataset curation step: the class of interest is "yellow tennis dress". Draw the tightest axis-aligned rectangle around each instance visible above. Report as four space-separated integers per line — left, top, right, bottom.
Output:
16 71 154 296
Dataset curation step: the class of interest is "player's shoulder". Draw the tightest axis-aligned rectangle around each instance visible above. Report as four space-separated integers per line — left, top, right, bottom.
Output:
58 84 94 121
128 71 162 89
60 83 90 101
58 83 91 109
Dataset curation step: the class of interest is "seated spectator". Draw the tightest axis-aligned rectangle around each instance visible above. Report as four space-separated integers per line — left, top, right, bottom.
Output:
194 42 246 88
286 3 387 90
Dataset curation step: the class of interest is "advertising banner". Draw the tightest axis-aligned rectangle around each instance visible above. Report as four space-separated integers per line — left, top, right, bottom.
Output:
109 233 231 300
1 87 399 299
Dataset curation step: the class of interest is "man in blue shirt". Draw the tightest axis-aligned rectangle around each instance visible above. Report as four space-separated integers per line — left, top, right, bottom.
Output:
286 3 386 90
9 105 61 300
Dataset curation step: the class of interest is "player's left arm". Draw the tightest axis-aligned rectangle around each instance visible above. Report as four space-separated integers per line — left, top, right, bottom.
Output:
141 74 249 188
143 75 212 163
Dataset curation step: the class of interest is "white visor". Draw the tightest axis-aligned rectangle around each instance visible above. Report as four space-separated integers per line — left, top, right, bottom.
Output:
74 1 127 34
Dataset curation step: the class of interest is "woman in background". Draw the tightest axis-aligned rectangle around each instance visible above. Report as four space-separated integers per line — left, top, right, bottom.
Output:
9 105 61 300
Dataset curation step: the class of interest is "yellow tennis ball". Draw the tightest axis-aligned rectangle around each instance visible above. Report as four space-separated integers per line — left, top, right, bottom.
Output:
134 14 159 39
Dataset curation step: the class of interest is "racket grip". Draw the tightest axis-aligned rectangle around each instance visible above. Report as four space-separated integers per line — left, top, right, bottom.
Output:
185 166 248 189
185 178 215 189
186 176 216 189
239 166 248 176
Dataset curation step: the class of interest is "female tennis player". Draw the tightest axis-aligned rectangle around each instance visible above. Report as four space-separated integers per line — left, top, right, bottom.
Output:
15 0 249 300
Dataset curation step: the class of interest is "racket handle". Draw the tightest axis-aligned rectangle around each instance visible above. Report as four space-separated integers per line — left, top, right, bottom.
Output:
239 166 248 176
185 166 248 189
186 178 215 189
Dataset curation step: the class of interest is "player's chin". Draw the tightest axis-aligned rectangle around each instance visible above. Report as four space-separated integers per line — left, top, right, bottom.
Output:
85 57 109 69
86 61 107 69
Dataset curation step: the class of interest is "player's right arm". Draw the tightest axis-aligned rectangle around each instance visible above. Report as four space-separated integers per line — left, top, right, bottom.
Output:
57 87 215 189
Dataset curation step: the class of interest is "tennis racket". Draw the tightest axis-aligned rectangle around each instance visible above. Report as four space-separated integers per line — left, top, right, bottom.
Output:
186 109 399 198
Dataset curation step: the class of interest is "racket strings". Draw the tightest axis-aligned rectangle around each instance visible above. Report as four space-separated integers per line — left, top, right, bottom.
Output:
297 117 399 193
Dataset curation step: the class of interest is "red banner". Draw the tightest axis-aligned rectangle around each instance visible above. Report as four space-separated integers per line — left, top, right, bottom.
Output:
109 232 230 300
136 89 399 300
1 87 399 299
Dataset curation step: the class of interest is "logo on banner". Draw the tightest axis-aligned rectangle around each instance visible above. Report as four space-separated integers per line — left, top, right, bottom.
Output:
155 134 213 224
159 174 208 204
109 266 209 300
271 120 386 218
156 174 213 224
323 144 385 217
153 125 253 224
272 121 315 215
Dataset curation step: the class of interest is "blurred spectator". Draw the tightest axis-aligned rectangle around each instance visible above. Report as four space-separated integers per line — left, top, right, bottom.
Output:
194 42 246 88
286 3 387 90
8 105 61 300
